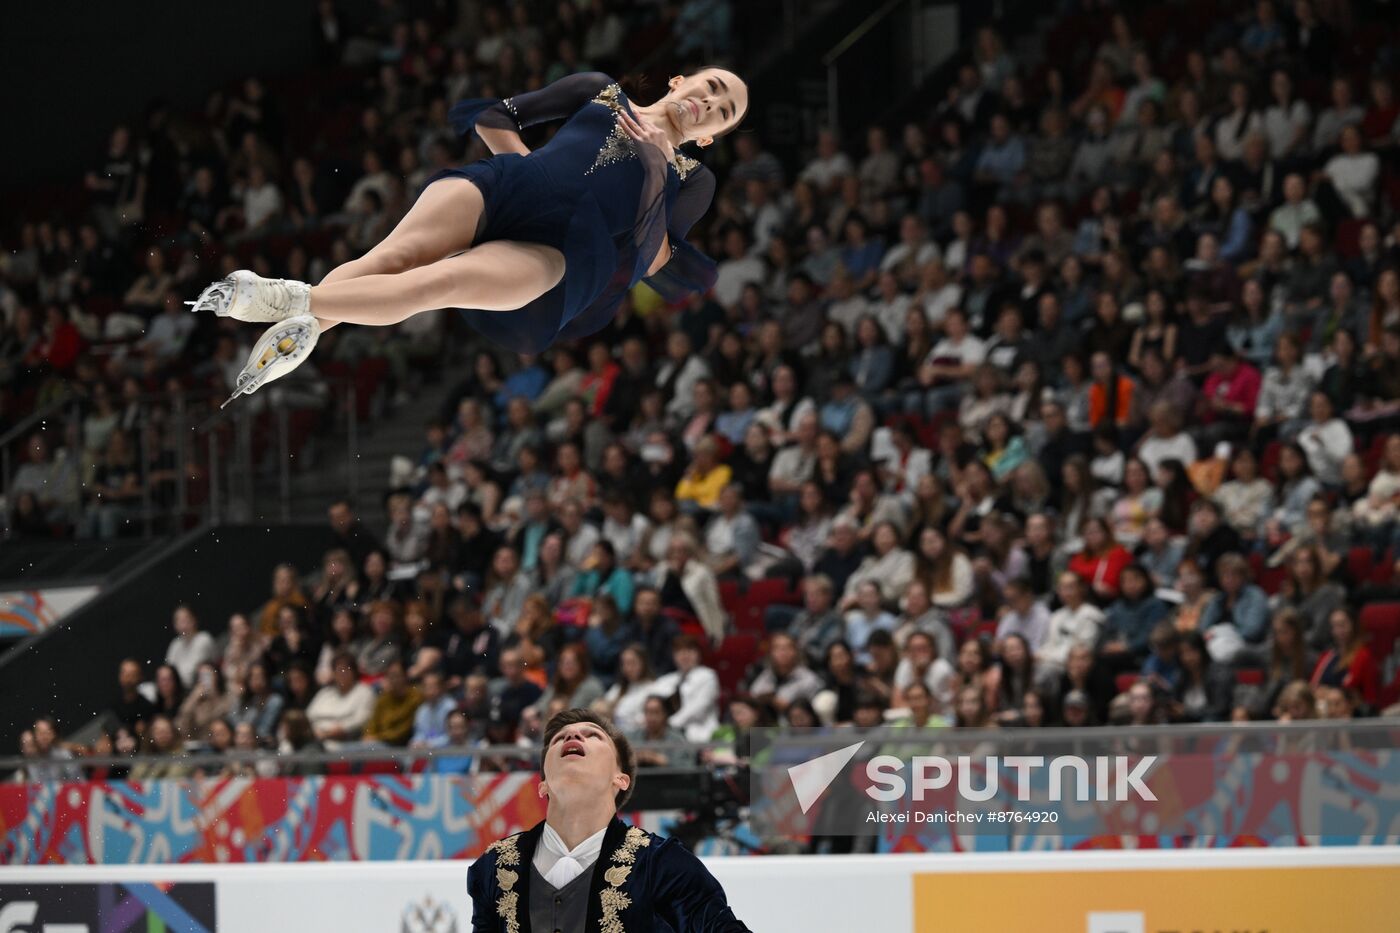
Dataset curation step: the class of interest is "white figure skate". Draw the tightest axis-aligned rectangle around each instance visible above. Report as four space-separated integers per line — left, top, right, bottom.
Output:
222 314 321 408
188 270 311 323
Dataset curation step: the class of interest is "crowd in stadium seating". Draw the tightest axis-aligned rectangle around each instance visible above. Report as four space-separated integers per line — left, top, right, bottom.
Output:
9 0 1400 780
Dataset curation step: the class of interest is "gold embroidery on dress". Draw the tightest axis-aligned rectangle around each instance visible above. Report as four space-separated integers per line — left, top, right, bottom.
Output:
672 153 700 181
585 82 699 181
490 835 522 933
599 826 652 932
586 120 637 176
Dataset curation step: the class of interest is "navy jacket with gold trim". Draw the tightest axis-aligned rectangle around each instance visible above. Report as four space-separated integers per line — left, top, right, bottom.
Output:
467 817 750 932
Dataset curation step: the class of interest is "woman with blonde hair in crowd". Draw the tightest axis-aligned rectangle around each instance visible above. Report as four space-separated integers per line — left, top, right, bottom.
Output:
507 593 563 679
358 600 405 677
1253 608 1316 718
402 600 444 680
219 612 264 690
257 562 307 638
914 525 974 612
840 520 914 608
175 661 231 743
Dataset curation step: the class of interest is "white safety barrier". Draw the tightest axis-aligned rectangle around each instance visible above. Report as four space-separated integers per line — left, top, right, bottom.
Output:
3 846 1399 931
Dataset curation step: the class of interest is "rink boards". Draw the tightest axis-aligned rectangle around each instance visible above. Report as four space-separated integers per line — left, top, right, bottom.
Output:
3 845 1400 931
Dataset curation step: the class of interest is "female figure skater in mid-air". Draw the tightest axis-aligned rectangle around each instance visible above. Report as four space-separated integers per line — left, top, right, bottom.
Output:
190 69 747 406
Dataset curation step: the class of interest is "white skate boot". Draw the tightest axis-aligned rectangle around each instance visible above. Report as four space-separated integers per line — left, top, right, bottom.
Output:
188 270 311 323
223 314 321 408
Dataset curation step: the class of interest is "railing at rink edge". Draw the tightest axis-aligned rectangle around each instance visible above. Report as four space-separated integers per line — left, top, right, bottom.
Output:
0 379 365 537
4 718 1400 780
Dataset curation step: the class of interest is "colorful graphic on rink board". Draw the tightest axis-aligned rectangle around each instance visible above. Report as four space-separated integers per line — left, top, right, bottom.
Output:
915 865 1400 933
3 758 1400 865
0 882 217 932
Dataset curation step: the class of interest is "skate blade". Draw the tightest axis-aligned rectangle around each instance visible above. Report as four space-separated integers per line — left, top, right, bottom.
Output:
221 369 273 409
221 322 312 408
189 279 235 315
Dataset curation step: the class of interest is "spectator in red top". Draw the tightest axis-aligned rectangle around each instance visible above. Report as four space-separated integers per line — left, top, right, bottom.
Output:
1067 516 1133 603
1361 76 1399 147
1198 345 1261 447
1311 607 1380 707
38 305 83 374
579 341 620 417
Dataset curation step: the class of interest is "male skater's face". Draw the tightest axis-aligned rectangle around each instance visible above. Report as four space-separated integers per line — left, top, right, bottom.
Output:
540 720 628 804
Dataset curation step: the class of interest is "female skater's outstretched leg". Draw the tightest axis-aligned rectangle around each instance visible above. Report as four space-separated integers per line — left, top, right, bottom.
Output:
312 177 486 332
307 240 566 326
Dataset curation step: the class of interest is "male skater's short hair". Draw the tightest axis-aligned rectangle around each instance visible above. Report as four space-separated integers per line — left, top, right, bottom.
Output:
541 708 638 810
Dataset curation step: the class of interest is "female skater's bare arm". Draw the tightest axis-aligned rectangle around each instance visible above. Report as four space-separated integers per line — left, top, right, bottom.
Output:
647 233 672 276
477 127 531 156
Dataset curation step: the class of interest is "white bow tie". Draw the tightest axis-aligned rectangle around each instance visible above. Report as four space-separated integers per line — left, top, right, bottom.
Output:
543 854 586 889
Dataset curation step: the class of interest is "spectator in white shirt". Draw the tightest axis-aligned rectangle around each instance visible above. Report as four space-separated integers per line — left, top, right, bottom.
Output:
306 651 377 745
871 270 915 343
1262 69 1311 160
892 629 956 714
915 259 963 327
712 227 766 310
600 645 655 735
1214 81 1264 162
648 634 720 742
1138 402 1199 475
741 179 785 254
824 268 871 335
1322 125 1379 218
240 165 283 233
880 214 941 289
1296 391 1353 487
799 128 854 193
656 331 712 420
746 633 825 714
918 307 986 415
1038 572 1105 677
165 604 217 688
1268 173 1322 249
138 293 197 363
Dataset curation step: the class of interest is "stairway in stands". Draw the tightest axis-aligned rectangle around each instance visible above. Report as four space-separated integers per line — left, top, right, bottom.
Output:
280 345 472 528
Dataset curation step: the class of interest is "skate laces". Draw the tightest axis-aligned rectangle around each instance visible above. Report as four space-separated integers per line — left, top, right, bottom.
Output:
259 277 304 313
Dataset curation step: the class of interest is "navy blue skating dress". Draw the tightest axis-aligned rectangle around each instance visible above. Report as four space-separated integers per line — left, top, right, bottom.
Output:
427 71 718 355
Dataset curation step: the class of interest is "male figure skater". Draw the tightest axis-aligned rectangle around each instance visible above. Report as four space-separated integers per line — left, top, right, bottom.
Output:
468 708 750 931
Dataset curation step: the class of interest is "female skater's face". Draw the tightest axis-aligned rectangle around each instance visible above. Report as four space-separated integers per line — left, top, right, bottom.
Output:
662 68 748 144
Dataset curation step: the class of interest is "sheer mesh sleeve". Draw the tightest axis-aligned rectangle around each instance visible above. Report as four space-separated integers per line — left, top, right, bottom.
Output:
447 71 613 137
643 163 719 301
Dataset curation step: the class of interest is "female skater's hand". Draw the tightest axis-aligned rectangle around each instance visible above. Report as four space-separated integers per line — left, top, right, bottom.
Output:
619 110 672 155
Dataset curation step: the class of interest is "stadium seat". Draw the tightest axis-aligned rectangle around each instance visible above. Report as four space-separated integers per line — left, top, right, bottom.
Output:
1360 603 1400 661
1234 669 1265 687
1347 548 1374 586
710 633 760 699
747 578 800 612
1373 551 1397 585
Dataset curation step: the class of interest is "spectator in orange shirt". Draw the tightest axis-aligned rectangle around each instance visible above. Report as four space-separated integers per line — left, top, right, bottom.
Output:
1087 350 1135 433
